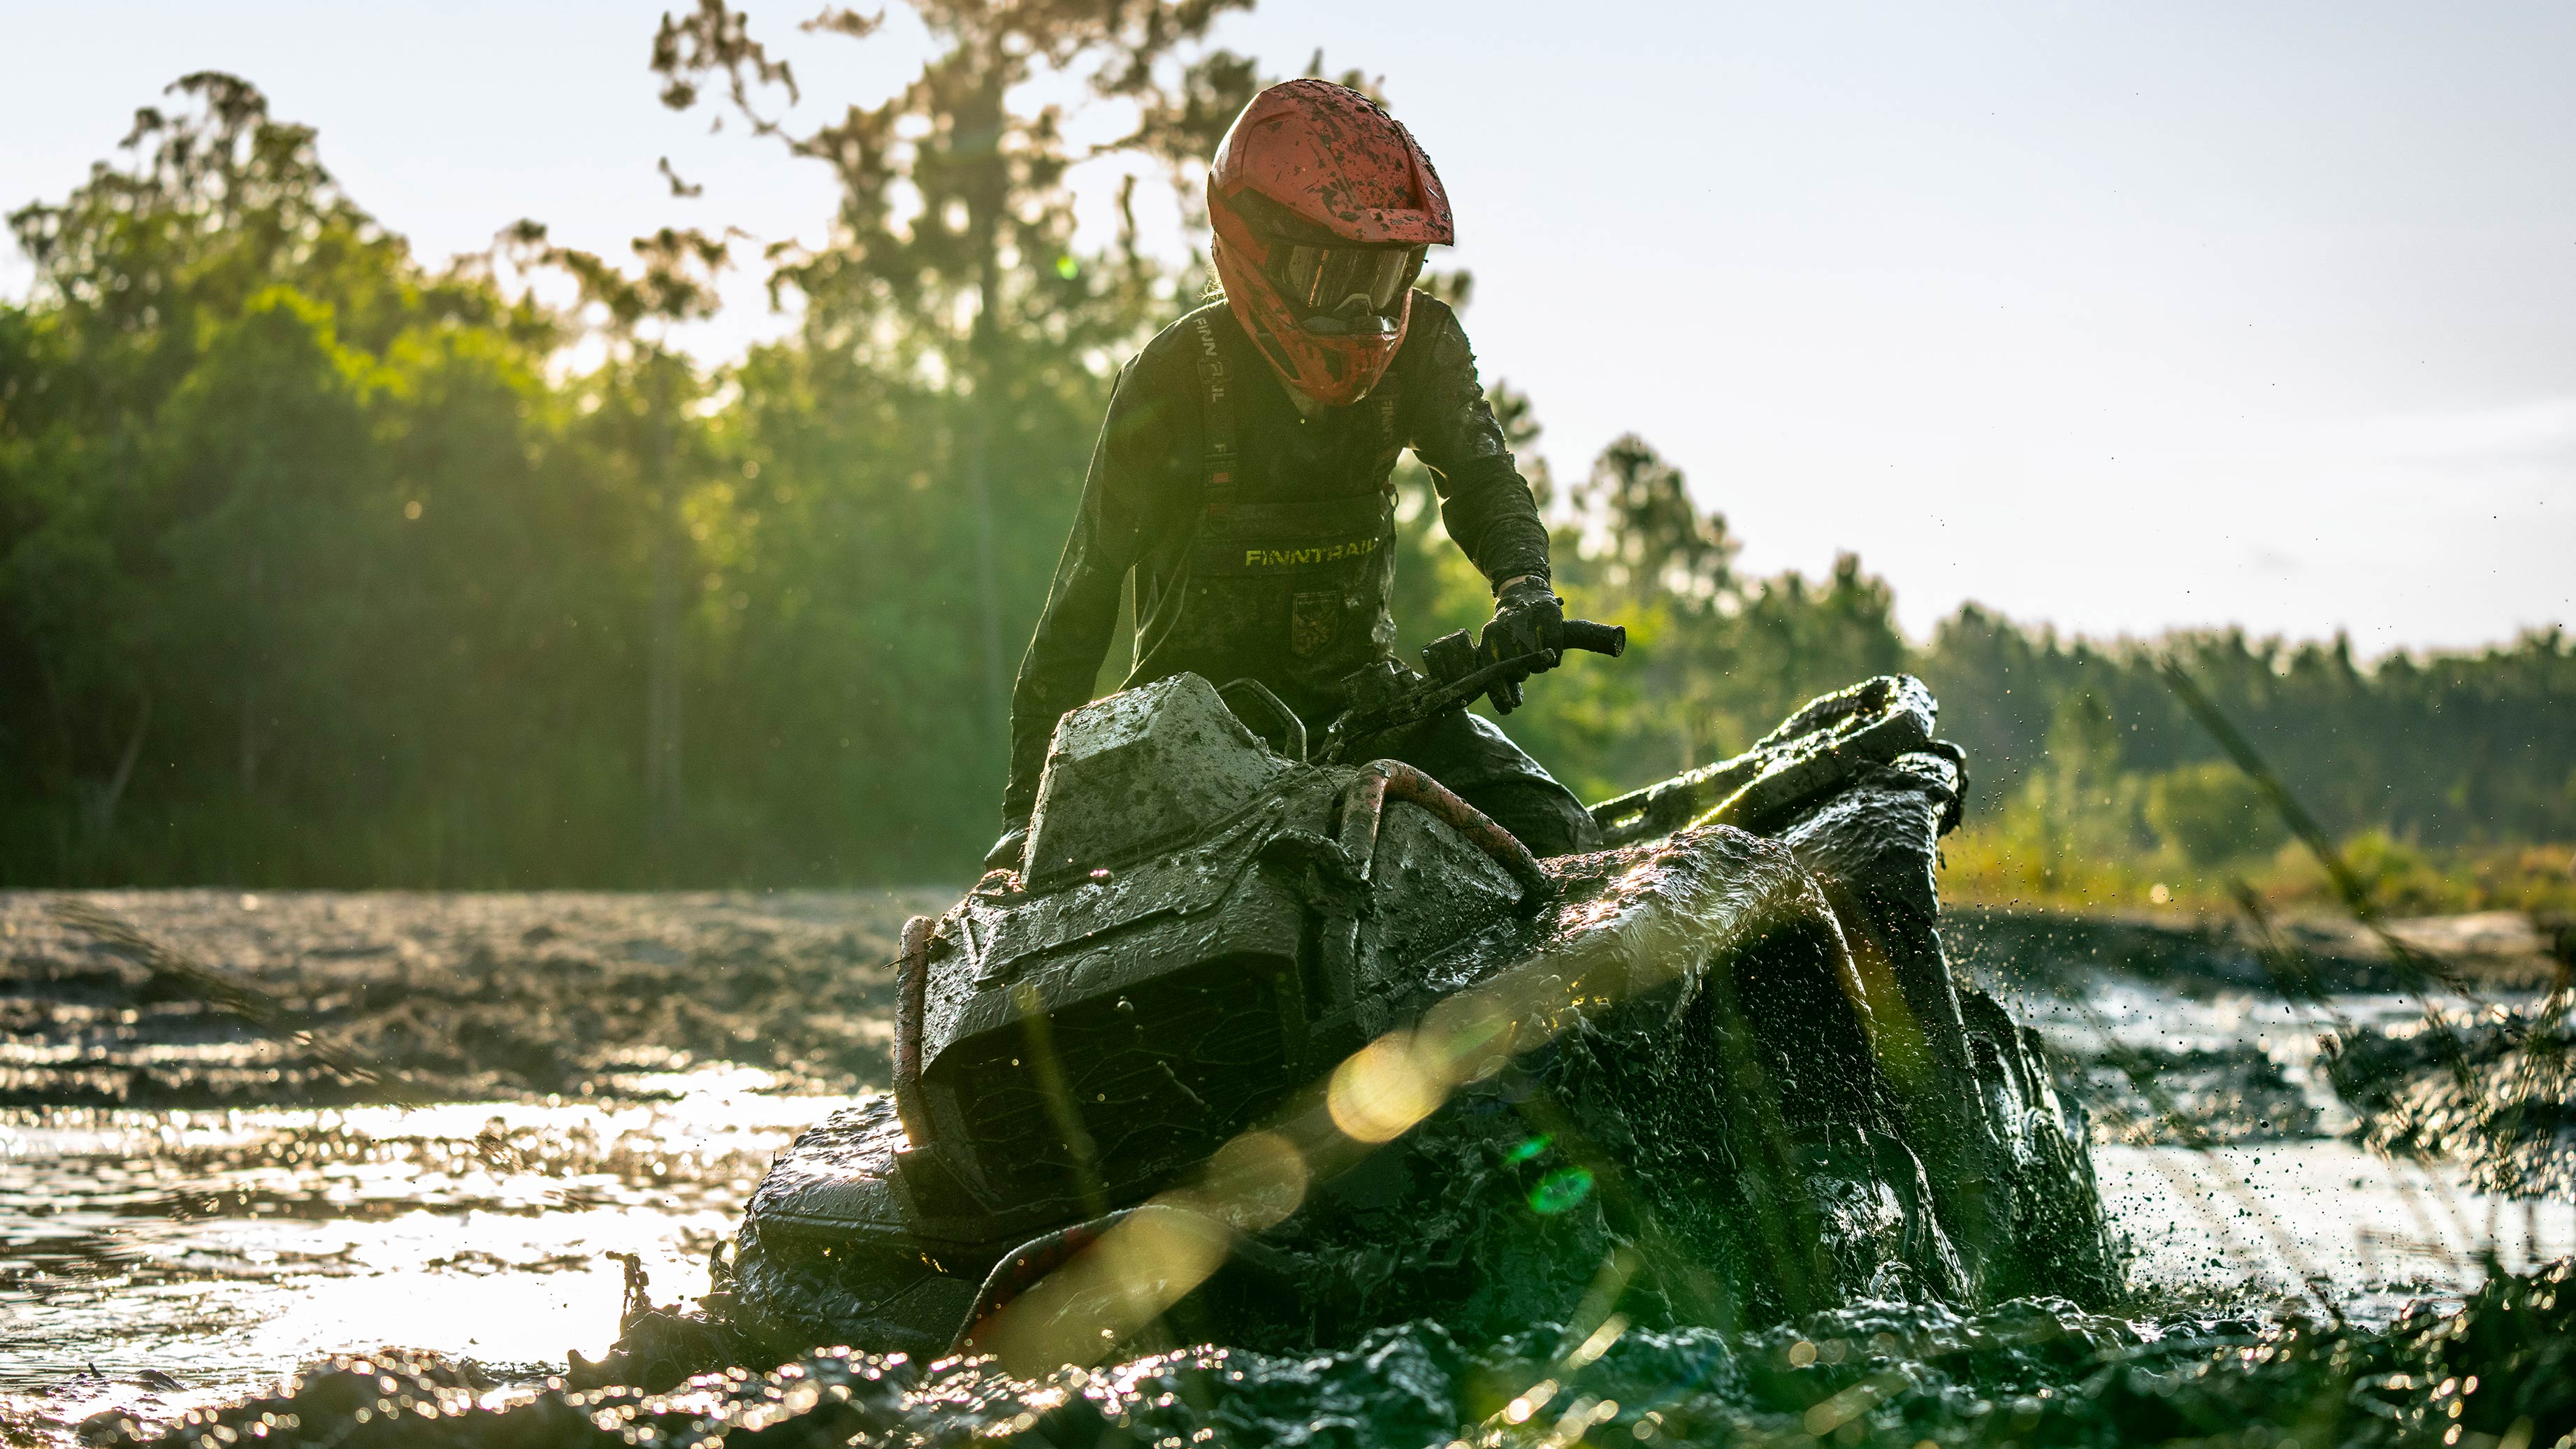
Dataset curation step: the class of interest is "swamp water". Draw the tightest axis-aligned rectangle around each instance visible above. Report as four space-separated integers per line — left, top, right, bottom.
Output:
3 892 2570 1447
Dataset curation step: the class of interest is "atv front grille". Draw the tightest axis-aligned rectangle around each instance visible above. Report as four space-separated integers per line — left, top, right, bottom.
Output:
928 954 1301 1209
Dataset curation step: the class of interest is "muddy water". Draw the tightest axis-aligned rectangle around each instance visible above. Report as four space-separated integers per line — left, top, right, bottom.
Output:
1 1078 838 1432
3 892 2570 1446
0 888 932 1440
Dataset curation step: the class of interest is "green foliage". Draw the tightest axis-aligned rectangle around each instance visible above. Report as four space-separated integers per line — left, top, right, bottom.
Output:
3 70 2570 889
1920 615 2576 852
1412 422 1907 804
2146 760 2288 867
2333 828 2448 915
0 77 631 884
637 0 1269 873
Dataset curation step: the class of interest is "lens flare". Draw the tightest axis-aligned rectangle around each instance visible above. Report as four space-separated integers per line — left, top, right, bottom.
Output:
1326 1035 1440 1144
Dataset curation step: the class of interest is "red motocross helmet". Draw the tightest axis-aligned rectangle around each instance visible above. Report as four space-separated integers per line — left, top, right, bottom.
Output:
1207 80 1454 406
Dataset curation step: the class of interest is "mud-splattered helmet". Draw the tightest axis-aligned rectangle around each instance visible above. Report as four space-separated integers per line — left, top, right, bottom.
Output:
1207 80 1454 406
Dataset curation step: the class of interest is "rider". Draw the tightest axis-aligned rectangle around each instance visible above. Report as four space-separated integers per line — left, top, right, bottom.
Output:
992 80 1599 868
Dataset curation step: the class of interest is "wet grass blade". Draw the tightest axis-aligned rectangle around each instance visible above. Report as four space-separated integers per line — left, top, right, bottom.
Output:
2154 656 2472 998
2156 656 2494 1110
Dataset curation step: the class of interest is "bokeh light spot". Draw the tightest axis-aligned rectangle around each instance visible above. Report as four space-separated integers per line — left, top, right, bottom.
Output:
1528 1166 1593 1215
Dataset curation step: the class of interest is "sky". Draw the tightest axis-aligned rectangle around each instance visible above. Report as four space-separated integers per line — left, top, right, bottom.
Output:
5 1 2570 653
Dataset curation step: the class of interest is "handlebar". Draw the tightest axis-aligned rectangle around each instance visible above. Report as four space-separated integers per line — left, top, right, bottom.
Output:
1315 616 1633 765
1561 620 1626 658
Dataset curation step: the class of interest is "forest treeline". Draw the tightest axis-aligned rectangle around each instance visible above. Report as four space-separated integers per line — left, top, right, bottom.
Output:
3 29 2570 893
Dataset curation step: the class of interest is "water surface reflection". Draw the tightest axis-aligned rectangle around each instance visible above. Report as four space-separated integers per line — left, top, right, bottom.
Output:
1 1072 849 1432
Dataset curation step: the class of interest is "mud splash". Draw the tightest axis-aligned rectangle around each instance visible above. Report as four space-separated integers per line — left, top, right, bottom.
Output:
2325 991 2576 1199
2062 1045 2322 1146
73 1262 2576 1449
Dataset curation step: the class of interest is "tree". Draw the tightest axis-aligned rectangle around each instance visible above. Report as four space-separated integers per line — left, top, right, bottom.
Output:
0 75 653 885
505 222 734 866
8 69 2570 891
1573 433 1735 607
8 77 435 874
650 0 1261 749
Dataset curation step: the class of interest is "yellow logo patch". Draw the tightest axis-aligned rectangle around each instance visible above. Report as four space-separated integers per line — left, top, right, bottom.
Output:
1240 537 1382 570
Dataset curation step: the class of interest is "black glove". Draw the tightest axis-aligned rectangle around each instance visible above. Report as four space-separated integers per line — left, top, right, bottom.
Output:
984 821 1030 874
1476 577 1563 714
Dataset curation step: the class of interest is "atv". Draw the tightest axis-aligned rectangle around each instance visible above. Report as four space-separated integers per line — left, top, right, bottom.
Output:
717 623 2117 1371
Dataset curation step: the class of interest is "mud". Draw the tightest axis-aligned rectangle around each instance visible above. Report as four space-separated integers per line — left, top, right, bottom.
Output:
2058 1045 2323 1146
73 1260 2576 1449
0 890 939 1106
1947 905 2569 998
1 890 2531 1145
2324 991 2576 1199
10 890 2575 1449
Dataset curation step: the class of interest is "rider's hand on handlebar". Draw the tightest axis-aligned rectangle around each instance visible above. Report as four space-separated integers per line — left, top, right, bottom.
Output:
1479 577 1564 714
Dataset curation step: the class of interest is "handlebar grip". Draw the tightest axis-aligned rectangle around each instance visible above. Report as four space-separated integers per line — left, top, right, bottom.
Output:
1561 620 1627 657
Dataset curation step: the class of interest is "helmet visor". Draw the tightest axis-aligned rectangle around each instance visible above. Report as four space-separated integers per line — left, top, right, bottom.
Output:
1272 244 1426 332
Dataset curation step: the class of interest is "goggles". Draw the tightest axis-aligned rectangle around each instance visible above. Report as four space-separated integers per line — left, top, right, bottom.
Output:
1270 243 1426 334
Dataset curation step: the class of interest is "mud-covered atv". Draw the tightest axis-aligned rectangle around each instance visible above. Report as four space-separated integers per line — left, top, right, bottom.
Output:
718 625 2118 1371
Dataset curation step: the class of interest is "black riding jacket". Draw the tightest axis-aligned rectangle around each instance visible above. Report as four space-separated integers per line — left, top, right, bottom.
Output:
1004 296 1551 821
